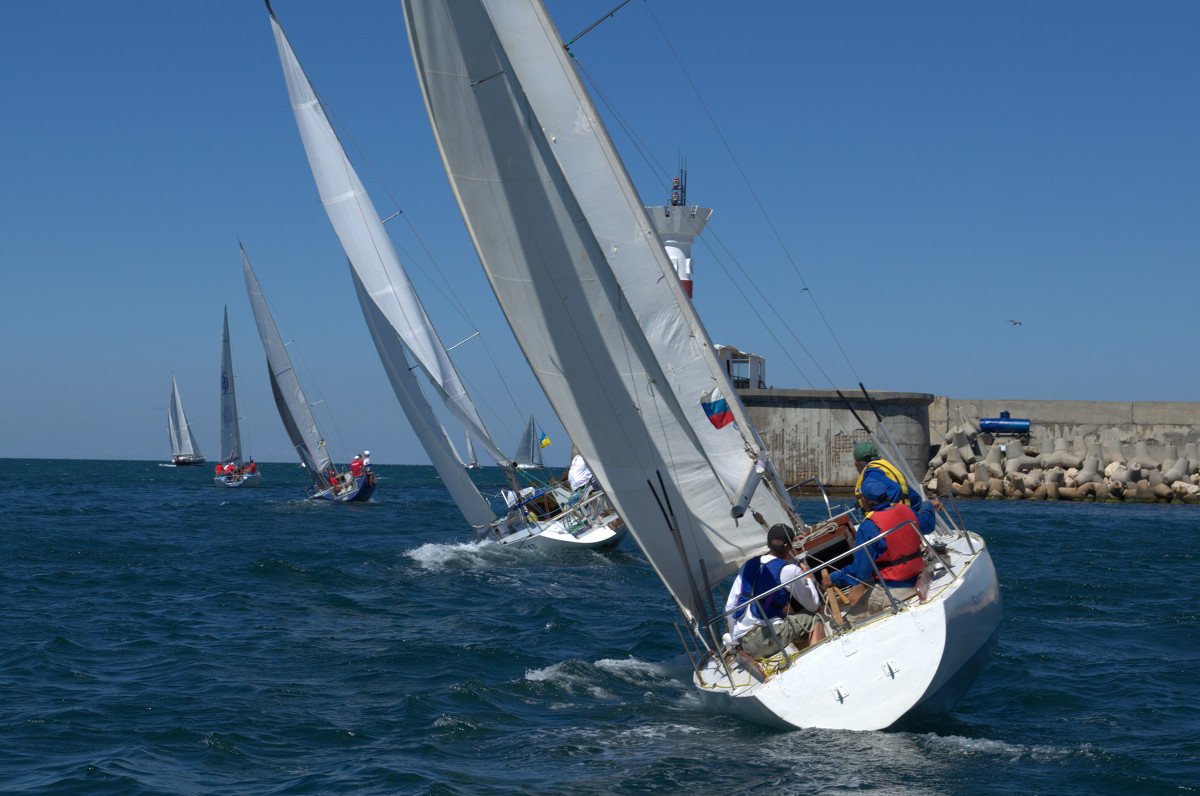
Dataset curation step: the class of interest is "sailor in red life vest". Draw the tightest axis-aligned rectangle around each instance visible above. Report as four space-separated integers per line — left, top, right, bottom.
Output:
247 460 257 474
821 477 926 619
223 462 236 476
214 464 224 476
349 455 363 479
724 524 822 659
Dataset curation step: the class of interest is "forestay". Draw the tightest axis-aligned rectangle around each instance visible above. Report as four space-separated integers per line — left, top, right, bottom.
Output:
267 6 508 467
241 245 333 484
403 0 796 623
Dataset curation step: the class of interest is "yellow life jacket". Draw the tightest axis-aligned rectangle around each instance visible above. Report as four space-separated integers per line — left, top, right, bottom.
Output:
853 458 910 510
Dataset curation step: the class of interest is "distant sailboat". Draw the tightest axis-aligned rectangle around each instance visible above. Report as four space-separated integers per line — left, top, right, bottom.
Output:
404 0 1000 730
266 3 623 548
241 245 374 502
512 416 547 470
464 432 482 470
214 306 262 487
166 373 206 466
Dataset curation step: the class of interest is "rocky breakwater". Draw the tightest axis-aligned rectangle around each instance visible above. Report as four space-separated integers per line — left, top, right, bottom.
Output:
924 421 1200 503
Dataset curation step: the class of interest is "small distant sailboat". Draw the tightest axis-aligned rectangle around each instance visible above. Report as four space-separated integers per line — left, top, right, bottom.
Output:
214 306 262 488
464 432 482 470
512 416 548 470
166 373 206 466
241 245 375 502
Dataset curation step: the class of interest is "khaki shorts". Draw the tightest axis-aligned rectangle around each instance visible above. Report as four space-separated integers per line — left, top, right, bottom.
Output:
739 611 819 659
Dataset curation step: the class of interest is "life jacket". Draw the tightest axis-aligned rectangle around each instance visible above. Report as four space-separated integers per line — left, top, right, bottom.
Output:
854 458 910 505
867 503 924 583
733 556 791 622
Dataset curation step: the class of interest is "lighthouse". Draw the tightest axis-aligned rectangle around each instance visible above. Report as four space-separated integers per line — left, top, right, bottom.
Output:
645 170 711 299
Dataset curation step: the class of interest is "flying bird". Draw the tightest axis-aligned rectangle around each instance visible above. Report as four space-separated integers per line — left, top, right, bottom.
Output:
1008 320 1022 326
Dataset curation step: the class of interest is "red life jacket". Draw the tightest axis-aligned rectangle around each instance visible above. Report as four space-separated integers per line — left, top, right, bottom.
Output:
867 503 924 582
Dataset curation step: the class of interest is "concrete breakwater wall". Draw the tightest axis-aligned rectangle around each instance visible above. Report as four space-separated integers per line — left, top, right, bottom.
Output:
740 390 1200 502
928 398 1200 502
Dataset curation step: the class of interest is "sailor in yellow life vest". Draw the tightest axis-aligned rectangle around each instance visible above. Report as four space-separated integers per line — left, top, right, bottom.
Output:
852 441 941 534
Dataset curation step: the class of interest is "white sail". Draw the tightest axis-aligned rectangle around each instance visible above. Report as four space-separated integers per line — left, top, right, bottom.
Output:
168 373 201 458
266 5 508 468
442 425 466 467
512 416 545 469
241 244 333 485
219 306 243 466
465 432 480 468
351 265 497 527
404 0 793 622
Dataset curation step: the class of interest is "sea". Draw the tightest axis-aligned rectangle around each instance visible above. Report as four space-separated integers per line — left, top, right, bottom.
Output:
2 458 1197 795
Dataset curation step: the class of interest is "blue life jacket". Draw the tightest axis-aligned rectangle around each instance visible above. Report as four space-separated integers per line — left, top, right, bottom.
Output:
733 556 790 622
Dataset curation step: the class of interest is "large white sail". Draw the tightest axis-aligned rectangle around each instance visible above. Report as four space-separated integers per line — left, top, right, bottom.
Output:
404 0 794 622
218 306 243 466
168 373 201 458
266 4 508 468
241 245 333 484
351 265 497 527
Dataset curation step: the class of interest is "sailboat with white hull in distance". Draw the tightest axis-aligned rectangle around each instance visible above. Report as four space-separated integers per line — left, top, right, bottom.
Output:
265 3 624 549
464 433 482 470
512 416 547 470
166 373 205 467
214 306 261 488
403 0 1001 730
241 245 375 502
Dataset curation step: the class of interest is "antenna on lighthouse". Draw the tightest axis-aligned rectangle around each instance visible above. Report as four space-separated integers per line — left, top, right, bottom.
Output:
646 159 710 299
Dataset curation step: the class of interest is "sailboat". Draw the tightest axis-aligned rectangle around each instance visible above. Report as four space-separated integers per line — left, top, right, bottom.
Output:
214 306 262 487
464 432 482 470
166 373 206 466
403 0 1001 730
512 416 547 470
241 245 375 502
265 4 624 549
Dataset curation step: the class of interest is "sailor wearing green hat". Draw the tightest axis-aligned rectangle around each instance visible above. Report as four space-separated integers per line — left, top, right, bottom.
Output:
852 440 941 534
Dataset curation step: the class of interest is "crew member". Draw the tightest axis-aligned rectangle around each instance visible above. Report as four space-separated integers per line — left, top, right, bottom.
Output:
822 478 925 618
852 441 940 533
350 455 364 478
725 524 822 659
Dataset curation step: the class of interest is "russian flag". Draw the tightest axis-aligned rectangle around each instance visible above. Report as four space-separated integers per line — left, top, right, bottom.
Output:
701 387 734 429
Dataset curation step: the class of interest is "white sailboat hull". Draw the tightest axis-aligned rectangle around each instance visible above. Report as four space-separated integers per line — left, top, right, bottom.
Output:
695 535 1001 731
214 472 263 488
487 516 626 551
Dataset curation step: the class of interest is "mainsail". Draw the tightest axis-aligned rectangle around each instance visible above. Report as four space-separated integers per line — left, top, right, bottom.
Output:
404 0 796 622
266 3 507 468
218 306 243 466
167 373 201 459
241 244 333 486
350 264 497 527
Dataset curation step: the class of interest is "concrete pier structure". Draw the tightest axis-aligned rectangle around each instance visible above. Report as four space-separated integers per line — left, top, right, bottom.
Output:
741 389 1200 491
740 389 933 491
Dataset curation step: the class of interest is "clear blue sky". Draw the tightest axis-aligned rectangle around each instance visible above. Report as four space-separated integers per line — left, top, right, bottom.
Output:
2 1 1196 464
